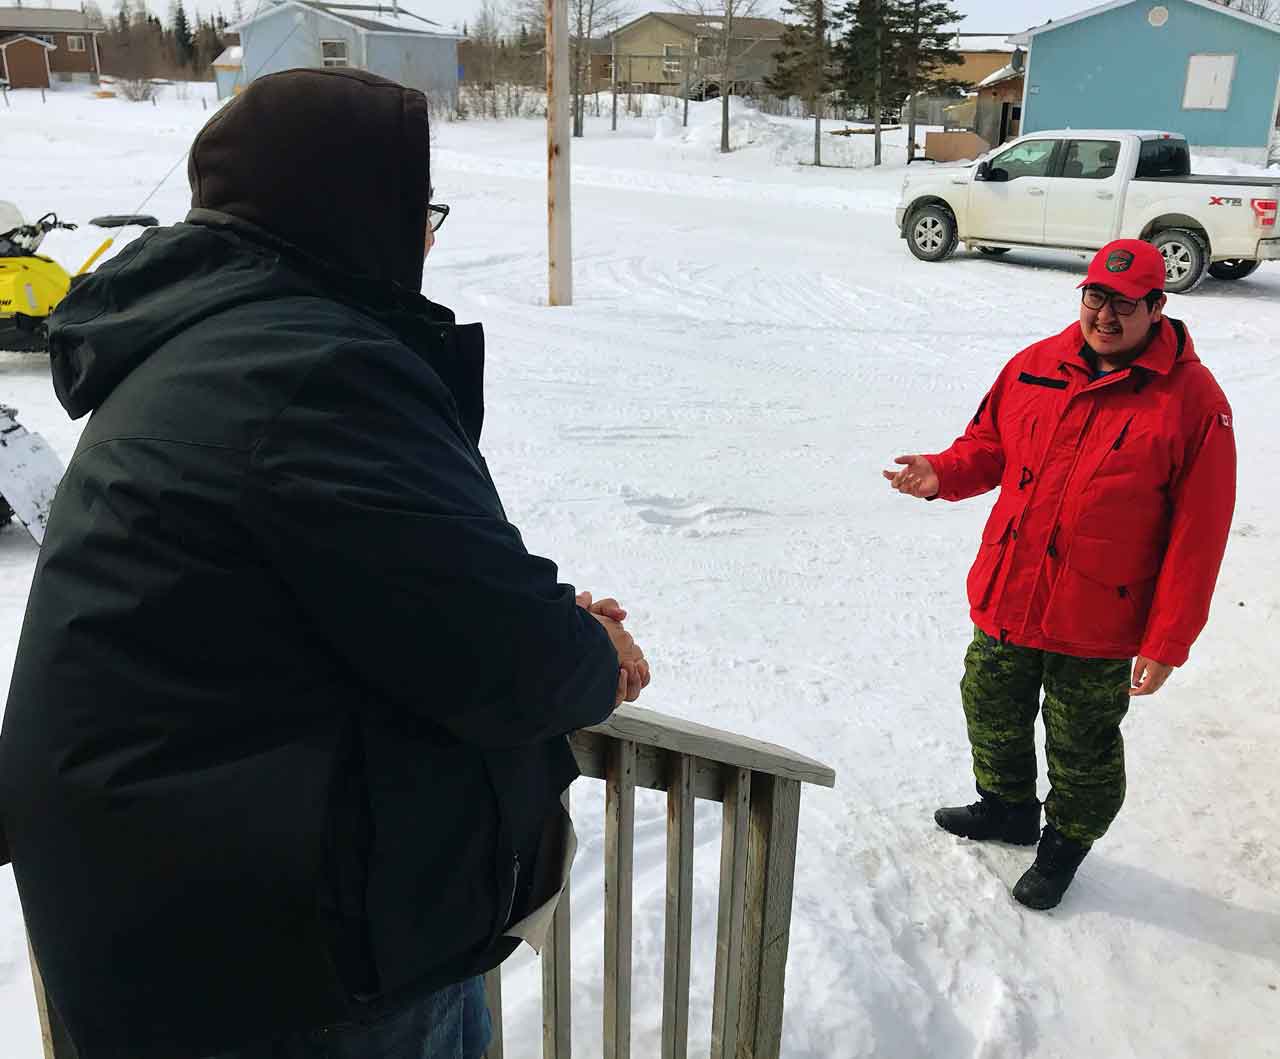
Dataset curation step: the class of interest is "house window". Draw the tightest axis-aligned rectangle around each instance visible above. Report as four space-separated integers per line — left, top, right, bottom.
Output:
1183 53 1235 110
663 43 681 77
67 35 86 52
320 40 350 67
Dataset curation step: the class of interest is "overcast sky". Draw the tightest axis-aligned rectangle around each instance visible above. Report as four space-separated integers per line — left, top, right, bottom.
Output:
385 0 1098 34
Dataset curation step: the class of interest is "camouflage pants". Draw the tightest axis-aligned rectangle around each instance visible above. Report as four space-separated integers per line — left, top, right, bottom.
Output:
961 628 1131 845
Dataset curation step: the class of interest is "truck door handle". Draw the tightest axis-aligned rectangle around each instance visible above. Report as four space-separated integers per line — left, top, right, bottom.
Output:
1028 188 1046 197
1096 191 1115 200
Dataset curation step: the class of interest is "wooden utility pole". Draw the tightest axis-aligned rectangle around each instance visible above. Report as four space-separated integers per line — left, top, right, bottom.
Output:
873 13 883 167
682 48 691 127
547 0 573 305
813 0 825 167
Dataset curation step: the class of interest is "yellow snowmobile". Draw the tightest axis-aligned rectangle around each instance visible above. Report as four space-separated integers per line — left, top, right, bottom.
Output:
0 201 157 352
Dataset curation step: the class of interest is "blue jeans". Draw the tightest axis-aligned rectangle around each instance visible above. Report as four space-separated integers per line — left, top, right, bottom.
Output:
212 976 491 1059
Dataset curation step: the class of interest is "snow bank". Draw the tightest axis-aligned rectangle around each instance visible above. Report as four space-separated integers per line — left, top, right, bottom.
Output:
1190 153 1280 177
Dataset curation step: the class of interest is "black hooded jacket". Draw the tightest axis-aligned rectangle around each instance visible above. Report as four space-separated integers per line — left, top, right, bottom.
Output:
0 69 618 1058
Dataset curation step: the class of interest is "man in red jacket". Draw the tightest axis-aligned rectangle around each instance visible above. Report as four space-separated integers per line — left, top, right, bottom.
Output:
885 239 1235 910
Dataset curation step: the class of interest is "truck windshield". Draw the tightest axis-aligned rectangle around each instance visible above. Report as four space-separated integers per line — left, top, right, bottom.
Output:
1136 139 1191 178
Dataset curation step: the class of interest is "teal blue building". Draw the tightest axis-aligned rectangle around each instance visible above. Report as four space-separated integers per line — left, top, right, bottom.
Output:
1013 0 1280 165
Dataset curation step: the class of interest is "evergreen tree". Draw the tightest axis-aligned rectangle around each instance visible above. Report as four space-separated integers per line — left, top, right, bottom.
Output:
886 0 961 161
833 0 906 165
767 0 833 165
171 1 194 69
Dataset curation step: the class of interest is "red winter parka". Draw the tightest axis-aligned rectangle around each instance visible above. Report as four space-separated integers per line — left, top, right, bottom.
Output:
927 317 1235 667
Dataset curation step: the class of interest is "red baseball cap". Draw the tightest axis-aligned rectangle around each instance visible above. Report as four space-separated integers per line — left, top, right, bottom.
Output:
1079 239 1167 299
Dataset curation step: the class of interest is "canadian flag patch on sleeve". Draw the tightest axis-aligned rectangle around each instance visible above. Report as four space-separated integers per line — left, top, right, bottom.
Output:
1220 413 1233 429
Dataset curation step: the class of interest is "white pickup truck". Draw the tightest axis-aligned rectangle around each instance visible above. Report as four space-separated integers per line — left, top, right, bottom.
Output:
896 130 1280 293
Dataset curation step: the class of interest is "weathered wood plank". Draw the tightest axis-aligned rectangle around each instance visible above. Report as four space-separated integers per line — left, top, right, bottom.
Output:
483 966 504 1059
604 740 636 1059
542 794 572 1059
583 706 835 789
28 937 75 1059
661 754 694 1059
545 0 572 305
710 768 751 1059
737 777 801 1059
570 732 725 801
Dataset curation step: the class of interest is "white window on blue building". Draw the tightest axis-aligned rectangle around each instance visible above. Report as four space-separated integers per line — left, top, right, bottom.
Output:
1183 54 1236 111
321 40 350 68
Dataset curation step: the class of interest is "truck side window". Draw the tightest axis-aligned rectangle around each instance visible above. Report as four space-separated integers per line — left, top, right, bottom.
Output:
1136 139 1191 178
1060 140 1121 180
988 140 1056 182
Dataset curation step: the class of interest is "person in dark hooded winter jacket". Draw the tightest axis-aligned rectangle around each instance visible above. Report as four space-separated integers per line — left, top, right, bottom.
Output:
884 239 1235 911
0 68 649 1059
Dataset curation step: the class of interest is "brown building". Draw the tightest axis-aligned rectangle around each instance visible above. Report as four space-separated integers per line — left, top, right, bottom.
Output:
937 33 1018 89
602 12 787 98
0 6 104 88
974 63 1024 146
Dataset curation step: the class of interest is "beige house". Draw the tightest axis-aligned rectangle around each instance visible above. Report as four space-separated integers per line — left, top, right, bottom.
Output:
599 12 787 98
937 33 1017 89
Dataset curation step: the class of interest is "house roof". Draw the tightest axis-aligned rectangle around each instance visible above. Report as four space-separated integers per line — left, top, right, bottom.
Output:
951 33 1017 54
1010 0 1280 44
0 7 103 32
614 12 788 41
0 31 57 49
212 44 243 67
232 0 456 37
976 63 1022 88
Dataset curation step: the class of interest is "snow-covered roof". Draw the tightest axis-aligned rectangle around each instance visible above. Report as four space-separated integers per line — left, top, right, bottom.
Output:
212 44 242 67
952 34 1017 54
0 6 104 32
612 12 788 42
977 63 1021 88
1010 0 1280 44
231 0 459 38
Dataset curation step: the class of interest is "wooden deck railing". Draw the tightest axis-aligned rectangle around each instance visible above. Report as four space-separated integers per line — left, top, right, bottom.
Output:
484 705 836 1059
26 706 835 1059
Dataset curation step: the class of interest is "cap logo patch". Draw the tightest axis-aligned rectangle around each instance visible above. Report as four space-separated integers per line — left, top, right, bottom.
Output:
1106 249 1135 273
1220 413 1232 429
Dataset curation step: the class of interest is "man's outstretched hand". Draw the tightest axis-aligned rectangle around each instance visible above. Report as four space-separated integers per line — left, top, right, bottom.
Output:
577 591 650 706
883 455 940 499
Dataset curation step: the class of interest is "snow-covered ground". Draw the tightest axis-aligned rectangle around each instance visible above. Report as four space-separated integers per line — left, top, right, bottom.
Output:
3 84 1279 1059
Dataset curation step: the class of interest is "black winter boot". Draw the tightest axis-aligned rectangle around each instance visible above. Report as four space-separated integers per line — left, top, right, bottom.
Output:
1013 825 1090 910
934 789 1041 844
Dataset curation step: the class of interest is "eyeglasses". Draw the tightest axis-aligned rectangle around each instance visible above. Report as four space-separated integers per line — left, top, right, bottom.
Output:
427 203 450 233
1082 286 1143 317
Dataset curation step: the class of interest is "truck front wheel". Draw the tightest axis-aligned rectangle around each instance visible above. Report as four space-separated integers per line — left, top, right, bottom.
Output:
1207 259 1260 282
1152 229 1210 294
907 206 958 263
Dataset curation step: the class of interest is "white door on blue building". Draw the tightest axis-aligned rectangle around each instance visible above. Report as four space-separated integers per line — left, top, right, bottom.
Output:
1043 139 1125 248
967 138 1055 244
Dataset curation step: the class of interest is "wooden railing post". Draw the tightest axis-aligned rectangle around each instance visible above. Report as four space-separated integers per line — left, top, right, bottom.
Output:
738 775 802 1059
482 967 504 1059
710 767 751 1059
661 754 694 1059
603 740 636 1059
542 793 573 1059
28 937 76 1059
